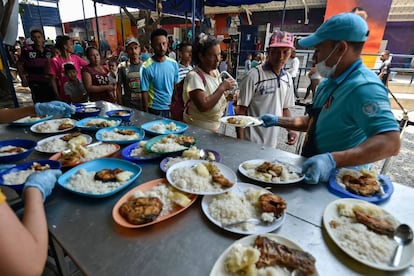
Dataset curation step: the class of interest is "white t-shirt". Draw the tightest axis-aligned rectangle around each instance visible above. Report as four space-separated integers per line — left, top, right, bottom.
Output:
183 69 227 131
237 65 295 147
286 57 300 78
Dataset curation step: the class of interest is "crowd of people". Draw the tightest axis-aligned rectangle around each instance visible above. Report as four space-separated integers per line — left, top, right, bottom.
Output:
0 11 402 274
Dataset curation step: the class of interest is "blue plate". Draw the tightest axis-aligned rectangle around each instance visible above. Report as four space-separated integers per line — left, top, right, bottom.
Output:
105 109 132 121
121 141 163 163
96 126 145 144
75 116 121 131
57 158 142 198
10 115 53 126
73 106 101 119
144 134 196 154
141 119 188 136
0 160 61 191
328 168 394 203
0 139 37 163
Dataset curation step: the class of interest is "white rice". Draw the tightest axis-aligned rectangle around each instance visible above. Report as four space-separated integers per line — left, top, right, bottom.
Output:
14 115 44 123
35 118 73 132
170 166 223 193
82 143 118 161
150 122 179 133
208 188 273 231
331 216 397 264
2 169 34 185
150 136 187 152
36 138 68 152
130 141 158 158
132 183 174 217
85 118 119 127
66 168 131 194
164 147 215 170
100 128 139 140
0 146 27 156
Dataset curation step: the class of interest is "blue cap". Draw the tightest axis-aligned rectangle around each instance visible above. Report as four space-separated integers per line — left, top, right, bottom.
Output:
299 12 369 48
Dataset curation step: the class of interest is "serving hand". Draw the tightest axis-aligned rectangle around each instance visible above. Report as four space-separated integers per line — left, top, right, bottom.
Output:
302 153 336 184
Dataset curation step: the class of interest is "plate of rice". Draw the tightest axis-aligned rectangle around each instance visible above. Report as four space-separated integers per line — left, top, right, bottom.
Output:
96 126 145 144
166 160 236 195
220 115 263 128
159 146 220 172
323 198 414 271
35 132 93 153
112 178 197 228
75 116 121 131
49 142 120 168
328 167 394 203
239 159 304 184
57 158 141 198
11 115 53 126
210 234 317 276
30 118 77 134
145 134 196 155
141 119 188 136
202 182 286 235
121 140 163 163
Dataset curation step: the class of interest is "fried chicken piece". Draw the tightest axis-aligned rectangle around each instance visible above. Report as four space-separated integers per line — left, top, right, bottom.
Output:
259 193 286 218
116 129 135 136
204 162 234 187
342 174 380 196
256 162 283 177
0 146 25 153
94 168 124 182
58 122 74 130
227 117 239 124
175 135 195 147
31 162 51 171
60 132 81 141
58 151 81 166
354 210 395 237
119 197 163 225
254 236 316 275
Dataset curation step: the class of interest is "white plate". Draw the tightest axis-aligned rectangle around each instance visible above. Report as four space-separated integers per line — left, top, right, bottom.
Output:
210 234 318 276
35 133 93 153
220 115 263 128
323 198 414 271
202 182 286 235
166 160 236 195
239 159 304 185
30 118 77 134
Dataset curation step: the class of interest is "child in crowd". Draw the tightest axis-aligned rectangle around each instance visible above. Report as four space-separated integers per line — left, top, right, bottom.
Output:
63 63 88 103
107 58 118 84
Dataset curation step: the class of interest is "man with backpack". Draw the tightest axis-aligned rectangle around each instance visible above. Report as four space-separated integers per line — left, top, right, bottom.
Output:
235 30 298 148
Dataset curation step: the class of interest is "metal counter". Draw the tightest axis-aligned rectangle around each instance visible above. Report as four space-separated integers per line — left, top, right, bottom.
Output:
1 101 413 275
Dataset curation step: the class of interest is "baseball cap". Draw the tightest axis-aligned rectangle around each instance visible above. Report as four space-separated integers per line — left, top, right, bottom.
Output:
268 31 295 49
299 12 369 48
125 37 139 48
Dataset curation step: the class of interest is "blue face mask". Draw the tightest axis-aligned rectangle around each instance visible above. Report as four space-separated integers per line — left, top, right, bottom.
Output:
316 45 342 78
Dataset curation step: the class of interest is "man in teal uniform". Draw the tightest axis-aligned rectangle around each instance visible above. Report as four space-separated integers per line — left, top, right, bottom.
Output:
259 12 400 184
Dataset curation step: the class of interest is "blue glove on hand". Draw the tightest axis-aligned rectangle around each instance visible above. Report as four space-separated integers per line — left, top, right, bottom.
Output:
302 153 336 184
24 169 62 201
258 114 278 128
35 101 75 117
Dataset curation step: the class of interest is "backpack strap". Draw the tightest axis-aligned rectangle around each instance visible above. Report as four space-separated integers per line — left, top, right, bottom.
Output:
184 68 207 115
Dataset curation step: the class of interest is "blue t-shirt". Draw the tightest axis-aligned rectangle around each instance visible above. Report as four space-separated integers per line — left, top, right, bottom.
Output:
141 56 179 110
312 59 399 153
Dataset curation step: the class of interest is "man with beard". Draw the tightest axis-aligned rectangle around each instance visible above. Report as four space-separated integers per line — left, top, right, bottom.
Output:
141 28 179 117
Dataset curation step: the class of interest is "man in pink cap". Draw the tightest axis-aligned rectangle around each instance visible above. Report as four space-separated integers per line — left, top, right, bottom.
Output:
235 30 297 148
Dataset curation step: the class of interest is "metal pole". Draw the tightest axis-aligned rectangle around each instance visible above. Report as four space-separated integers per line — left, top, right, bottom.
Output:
36 0 44 29
281 0 287 31
119 7 125 46
94 1 101 55
191 0 196 43
82 0 89 40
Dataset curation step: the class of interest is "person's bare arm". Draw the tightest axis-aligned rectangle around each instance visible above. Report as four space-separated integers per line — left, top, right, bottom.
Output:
116 83 123 105
332 131 400 167
82 71 114 94
0 188 48 275
189 78 234 112
235 105 248 139
276 115 310 132
282 108 298 145
0 106 36 123
142 91 149 112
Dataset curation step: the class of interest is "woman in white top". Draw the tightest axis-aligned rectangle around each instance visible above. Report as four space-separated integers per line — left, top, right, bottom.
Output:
183 35 236 131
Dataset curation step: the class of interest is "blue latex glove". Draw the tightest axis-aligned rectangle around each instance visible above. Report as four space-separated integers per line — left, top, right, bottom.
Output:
24 169 62 201
302 153 336 184
258 114 278 128
35 101 75 117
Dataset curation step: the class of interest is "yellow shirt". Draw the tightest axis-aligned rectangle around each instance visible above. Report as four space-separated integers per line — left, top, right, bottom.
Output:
0 189 6 204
